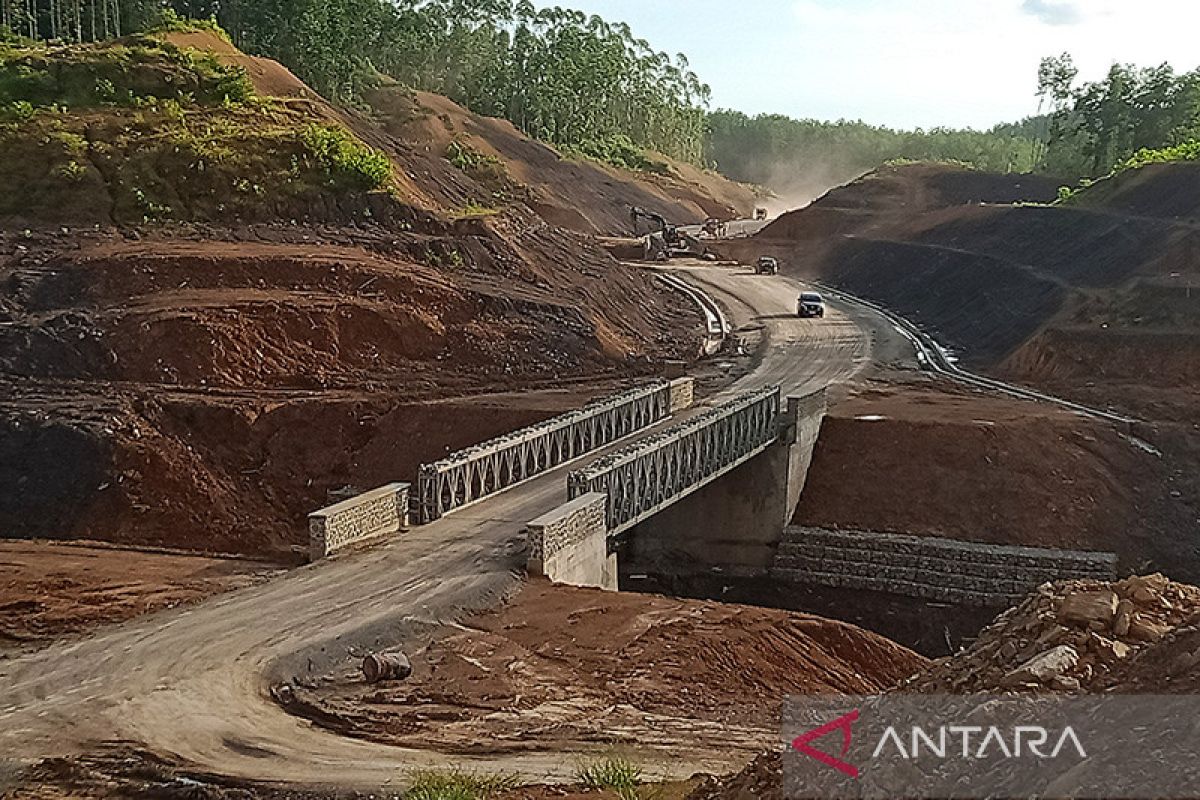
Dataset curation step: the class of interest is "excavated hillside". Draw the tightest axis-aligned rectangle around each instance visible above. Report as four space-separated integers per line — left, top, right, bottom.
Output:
158 31 756 235
741 162 1200 581
753 162 1200 419
0 31 723 563
361 88 757 235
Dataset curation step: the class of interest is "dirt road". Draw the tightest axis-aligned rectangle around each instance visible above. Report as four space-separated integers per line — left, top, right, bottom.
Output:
0 266 881 789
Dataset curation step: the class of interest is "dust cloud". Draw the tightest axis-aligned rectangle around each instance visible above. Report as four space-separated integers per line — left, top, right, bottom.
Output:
760 159 869 217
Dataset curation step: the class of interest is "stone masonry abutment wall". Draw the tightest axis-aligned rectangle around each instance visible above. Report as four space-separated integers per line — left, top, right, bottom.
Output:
308 483 410 561
525 492 615 590
772 527 1118 606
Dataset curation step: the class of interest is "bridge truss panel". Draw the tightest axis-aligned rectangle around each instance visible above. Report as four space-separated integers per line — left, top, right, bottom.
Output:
416 382 673 523
567 385 781 534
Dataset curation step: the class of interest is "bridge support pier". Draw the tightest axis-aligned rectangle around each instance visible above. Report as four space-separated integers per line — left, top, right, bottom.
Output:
618 390 826 580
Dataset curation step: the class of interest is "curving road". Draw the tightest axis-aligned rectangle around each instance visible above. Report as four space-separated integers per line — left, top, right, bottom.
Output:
0 265 879 790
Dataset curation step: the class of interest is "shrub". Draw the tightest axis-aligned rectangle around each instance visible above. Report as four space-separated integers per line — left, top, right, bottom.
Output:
300 123 392 190
445 137 507 184
403 769 521 800
151 8 235 44
1054 139 1200 205
0 99 33 121
575 755 644 800
55 160 87 182
562 134 671 174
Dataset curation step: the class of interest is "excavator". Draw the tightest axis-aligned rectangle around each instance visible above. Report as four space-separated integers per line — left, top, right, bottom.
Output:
629 206 684 248
629 206 713 261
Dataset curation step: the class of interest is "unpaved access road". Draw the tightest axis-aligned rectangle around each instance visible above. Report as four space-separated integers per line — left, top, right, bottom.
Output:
0 266 883 790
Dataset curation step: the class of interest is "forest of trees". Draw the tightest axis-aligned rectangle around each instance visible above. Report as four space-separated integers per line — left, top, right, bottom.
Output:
1036 53 1200 177
5 2 1200 186
0 0 711 164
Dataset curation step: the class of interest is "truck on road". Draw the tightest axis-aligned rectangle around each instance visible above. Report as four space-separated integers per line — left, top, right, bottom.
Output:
755 256 778 275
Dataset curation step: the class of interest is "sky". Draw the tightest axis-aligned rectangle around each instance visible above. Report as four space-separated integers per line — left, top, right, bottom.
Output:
530 0 1200 130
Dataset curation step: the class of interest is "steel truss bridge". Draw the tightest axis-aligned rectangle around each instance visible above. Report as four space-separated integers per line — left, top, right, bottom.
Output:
416 381 674 523
567 385 782 534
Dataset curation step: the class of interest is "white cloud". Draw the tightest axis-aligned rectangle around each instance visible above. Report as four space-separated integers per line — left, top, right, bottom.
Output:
772 0 1200 128
1020 0 1084 26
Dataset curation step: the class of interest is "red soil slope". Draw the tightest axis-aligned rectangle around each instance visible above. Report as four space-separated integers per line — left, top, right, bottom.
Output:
753 162 1200 419
0 226 699 561
362 88 757 234
0 32 731 561
291 581 926 760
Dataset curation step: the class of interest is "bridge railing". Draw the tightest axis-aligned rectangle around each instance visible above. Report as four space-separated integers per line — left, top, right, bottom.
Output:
416 381 686 523
567 385 781 534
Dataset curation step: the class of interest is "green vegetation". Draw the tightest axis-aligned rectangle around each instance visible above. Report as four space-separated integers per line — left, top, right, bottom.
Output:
403 768 521 800
575 755 644 800
1037 54 1200 177
0 34 394 224
9 3 1200 192
1056 139 1200 203
445 137 505 181
0 36 252 109
3 0 710 168
453 202 500 218
300 123 392 190
150 7 232 42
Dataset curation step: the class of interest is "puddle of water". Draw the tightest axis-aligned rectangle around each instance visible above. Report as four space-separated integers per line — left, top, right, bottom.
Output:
855 414 888 422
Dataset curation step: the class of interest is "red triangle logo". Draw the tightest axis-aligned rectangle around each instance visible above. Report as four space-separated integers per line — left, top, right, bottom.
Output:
791 709 861 779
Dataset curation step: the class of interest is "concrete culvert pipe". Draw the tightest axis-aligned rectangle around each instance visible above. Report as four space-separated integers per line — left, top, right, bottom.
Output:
362 651 412 683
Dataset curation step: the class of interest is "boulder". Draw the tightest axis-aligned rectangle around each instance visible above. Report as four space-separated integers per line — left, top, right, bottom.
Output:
1059 589 1118 629
1000 645 1079 687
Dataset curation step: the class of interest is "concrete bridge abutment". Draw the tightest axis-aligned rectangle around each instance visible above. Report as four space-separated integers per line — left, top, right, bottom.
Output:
618 389 827 580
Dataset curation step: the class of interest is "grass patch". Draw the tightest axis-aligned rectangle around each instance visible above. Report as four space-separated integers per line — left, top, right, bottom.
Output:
404 768 521 800
575 755 644 800
0 35 393 225
452 203 500 218
0 35 253 110
446 137 508 184
300 123 392 190
0 104 394 224
560 134 672 175
882 157 978 171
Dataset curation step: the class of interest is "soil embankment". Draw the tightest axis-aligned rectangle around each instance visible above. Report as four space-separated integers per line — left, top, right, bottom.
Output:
0 541 276 646
289 581 925 762
689 573 1200 799
752 162 1200 419
0 233 700 560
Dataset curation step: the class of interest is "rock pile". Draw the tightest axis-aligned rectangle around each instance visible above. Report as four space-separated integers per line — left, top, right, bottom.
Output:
902 574 1200 693
684 575 1200 800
